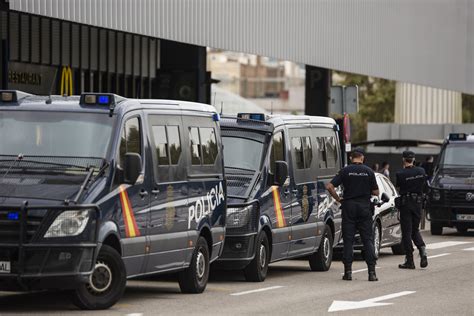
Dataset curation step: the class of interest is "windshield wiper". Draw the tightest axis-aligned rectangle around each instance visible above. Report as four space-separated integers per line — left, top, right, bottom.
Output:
0 154 24 182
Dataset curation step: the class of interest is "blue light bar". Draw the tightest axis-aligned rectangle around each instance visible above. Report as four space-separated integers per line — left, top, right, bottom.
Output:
237 113 266 121
212 113 220 122
98 95 110 105
7 212 19 221
448 133 467 141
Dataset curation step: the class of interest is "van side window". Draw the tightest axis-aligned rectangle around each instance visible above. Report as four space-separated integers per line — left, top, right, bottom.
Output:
189 127 201 165
325 136 337 168
151 125 182 166
291 136 312 169
119 117 141 166
316 137 327 169
270 131 285 174
200 128 218 165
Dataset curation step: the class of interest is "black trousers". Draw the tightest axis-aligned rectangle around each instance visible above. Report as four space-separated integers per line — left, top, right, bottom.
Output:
400 198 425 255
341 199 376 267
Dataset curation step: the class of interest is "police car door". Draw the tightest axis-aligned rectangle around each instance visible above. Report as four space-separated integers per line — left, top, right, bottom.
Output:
116 114 150 276
268 129 292 260
287 127 318 256
145 113 188 272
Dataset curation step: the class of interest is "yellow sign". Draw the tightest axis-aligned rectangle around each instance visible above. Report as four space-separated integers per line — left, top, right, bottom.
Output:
60 66 73 96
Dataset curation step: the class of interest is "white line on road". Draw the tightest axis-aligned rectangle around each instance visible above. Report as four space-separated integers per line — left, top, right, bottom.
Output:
126 314 143 316
230 285 284 296
328 291 416 312
426 241 471 250
463 247 474 251
427 253 450 259
340 267 380 275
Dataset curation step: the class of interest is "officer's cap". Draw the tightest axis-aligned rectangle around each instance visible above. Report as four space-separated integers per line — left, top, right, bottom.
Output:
352 147 365 156
402 150 415 159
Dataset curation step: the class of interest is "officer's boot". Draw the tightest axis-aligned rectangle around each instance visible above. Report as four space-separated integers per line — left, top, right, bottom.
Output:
398 254 415 269
368 265 378 282
342 264 352 281
419 246 428 268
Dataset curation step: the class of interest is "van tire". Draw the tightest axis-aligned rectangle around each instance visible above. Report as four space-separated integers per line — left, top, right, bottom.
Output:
179 236 210 293
71 245 126 310
244 232 270 282
309 225 333 271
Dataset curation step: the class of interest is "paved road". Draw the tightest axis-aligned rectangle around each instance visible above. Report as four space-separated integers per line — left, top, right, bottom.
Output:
1 227 473 315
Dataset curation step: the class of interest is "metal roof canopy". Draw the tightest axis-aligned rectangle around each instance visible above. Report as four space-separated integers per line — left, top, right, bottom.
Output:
9 0 474 94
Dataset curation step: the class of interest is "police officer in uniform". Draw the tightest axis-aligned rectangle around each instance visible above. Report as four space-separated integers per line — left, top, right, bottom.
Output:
326 147 379 281
395 150 428 269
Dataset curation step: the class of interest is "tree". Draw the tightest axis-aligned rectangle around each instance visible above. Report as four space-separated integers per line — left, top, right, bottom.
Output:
333 72 396 143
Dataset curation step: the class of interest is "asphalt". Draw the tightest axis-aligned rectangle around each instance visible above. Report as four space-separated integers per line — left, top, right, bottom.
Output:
1 226 473 316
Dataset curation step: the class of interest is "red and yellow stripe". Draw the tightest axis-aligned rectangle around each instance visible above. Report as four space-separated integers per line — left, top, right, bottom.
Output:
272 186 286 228
119 185 141 238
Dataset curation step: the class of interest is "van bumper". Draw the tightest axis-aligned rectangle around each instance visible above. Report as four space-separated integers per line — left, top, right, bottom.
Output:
428 204 474 228
214 234 257 270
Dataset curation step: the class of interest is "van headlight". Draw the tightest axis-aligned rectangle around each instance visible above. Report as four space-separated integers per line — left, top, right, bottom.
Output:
227 206 252 228
44 210 90 238
432 189 441 201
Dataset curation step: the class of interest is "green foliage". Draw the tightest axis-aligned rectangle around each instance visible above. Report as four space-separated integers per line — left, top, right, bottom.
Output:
333 72 396 143
462 94 474 123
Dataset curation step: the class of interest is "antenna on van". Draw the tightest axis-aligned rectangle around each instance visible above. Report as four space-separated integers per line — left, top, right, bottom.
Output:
212 92 216 107
220 101 224 115
46 69 59 104
270 102 273 115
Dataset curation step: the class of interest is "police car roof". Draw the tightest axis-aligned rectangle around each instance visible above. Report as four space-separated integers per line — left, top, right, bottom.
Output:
267 114 336 127
447 134 474 144
0 95 217 115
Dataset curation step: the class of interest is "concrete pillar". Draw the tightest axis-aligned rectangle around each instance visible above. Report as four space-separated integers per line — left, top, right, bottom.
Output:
305 66 330 116
395 82 462 124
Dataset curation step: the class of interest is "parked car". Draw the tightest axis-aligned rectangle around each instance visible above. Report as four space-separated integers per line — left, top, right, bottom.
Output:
335 173 404 258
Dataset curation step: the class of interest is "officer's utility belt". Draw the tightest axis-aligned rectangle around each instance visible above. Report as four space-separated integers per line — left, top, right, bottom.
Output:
395 193 423 207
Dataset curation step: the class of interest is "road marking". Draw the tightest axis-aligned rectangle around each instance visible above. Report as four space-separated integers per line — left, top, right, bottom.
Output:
426 241 471 250
126 314 143 316
340 267 380 275
230 285 284 296
328 291 416 312
463 247 474 251
427 253 450 259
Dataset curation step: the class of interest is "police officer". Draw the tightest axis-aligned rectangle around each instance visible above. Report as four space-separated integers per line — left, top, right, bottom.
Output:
326 147 379 281
395 150 428 269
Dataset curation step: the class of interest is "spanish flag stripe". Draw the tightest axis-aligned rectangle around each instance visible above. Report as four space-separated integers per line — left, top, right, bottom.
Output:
272 186 286 228
119 185 141 238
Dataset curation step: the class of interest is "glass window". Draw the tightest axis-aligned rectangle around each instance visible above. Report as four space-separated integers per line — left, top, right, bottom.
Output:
223 136 264 171
168 126 181 165
270 131 285 174
302 137 312 168
151 125 169 165
325 136 337 168
189 127 201 165
382 177 396 197
200 128 218 165
317 137 327 169
291 137 305 169
119 117 141 165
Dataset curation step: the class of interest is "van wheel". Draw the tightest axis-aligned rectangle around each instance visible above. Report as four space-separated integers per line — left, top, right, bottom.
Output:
179 236 209 293
309 225 333 271
71 245 126 310
244 232 269 282
430 222 443 235
391 243 405 255
456 225 468 234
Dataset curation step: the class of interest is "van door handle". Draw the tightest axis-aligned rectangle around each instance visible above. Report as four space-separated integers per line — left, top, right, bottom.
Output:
139 190 149 198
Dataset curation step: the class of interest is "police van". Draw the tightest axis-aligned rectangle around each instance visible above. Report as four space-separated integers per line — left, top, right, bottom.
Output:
0 91 226 309
216 113 342 281
427 133 474 235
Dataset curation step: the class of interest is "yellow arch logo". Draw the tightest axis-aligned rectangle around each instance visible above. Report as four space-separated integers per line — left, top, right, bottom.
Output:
60 66 73 96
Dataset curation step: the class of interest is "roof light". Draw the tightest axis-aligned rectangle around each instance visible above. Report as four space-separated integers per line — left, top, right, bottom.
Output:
1 92 14 102
448 133 467 141
237 113 266 121
98 95 110 105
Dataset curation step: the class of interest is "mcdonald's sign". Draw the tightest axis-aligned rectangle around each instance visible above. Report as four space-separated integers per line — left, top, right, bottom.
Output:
60 66 73 96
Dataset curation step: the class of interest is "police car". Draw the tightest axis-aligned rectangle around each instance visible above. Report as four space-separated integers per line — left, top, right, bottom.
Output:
0 91 226 309
216 113 343 281
334 173 404 258
427 133 474 235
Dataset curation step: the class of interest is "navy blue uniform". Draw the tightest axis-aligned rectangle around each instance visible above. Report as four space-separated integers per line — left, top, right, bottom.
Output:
396 166 427 254
331 163 378 267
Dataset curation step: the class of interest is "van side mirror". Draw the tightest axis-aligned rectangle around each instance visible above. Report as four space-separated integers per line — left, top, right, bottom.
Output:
123 153 142 184
274 161 289 186
381 192 390 203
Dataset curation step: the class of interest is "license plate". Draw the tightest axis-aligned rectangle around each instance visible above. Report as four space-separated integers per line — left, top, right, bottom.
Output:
456 214 474 221
0 261 11 273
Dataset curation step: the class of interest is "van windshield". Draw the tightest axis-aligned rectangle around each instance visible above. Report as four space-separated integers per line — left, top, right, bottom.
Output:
0 111 114 159
222 136 265 171
439 143 474 168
